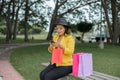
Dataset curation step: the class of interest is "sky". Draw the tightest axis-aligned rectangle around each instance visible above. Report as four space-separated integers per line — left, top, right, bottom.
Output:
45 0 55 32
46 0 55 9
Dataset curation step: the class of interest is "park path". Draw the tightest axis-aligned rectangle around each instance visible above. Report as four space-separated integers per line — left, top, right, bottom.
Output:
0 43 48 80
0 50 24 80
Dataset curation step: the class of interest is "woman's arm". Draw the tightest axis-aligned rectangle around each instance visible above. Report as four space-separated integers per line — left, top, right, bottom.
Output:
63 36 75 55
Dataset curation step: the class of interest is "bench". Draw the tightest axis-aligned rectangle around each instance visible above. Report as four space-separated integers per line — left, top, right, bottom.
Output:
41 62 120 80
0 74 3 80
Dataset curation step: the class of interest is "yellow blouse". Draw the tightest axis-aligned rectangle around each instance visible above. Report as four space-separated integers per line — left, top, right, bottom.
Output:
48 34 75 66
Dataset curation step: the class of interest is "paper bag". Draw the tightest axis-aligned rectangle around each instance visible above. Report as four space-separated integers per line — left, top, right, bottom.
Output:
78 53 93 78
72 53 84 76
51 48 63 64
72 53 93 78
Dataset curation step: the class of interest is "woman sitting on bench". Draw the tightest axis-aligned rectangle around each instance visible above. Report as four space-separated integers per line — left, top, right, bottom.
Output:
40 18 75 80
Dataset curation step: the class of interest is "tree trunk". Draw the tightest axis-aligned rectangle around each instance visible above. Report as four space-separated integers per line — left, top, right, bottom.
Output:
118 18 120 43
12 15 18 40
102 0 113 39
6 18 11 44
102 0 119 44
46 0 59 40
13 0 24 40
111 0 118 44
81 32 85 43
0 0 5 16
24 0 29 42
46 14 58 40
13 6 19 40
11 0 15 39
5 0 13 43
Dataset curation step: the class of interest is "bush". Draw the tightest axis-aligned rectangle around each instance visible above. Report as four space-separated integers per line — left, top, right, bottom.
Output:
19 27 41 35
32 27 41 34
19 29 25 34
0 25 6 34
77 22 93 33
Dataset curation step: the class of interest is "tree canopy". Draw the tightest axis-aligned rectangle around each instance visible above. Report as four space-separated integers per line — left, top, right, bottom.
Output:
0 0 120 44
77 22 93 42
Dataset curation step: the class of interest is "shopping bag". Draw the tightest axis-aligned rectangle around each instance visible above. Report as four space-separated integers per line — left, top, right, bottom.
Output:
72 53 93 78
51 48 63 64
78 53 93 78
72 53 84 76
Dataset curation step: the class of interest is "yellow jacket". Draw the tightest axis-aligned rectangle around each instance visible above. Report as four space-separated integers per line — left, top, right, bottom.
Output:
48 34 75 66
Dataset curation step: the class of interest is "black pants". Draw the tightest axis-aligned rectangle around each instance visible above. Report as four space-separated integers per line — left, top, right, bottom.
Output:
40 64 72 80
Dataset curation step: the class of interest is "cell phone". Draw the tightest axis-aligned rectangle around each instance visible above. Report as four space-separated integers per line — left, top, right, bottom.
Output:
50 40 55 43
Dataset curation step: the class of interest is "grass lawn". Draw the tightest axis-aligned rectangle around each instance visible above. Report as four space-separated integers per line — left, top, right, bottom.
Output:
10 43 120 80
0 33 48 44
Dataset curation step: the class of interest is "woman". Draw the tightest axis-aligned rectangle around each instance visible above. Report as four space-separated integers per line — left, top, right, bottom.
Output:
40 18 75 80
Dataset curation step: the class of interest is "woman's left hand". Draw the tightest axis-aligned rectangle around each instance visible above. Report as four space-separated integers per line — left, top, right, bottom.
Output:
53 42 59 48
54 42 65 50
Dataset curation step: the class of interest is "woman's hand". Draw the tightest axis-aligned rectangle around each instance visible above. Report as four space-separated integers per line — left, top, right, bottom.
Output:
50 42 58 48
49 42 65 50
49 41 59 50
49 43 54 50
54 42 65 50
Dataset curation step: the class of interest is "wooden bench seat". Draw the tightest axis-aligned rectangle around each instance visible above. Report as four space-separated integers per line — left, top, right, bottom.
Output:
0 74 3 80
41 62 120 80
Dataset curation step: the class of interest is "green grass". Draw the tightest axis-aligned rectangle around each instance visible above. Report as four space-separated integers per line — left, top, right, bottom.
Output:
10 43 120 80
0 38 48 44
0 33 48 44
10 45 50 80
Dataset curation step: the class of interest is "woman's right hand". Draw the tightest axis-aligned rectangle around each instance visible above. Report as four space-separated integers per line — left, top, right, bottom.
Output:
49 42 55 51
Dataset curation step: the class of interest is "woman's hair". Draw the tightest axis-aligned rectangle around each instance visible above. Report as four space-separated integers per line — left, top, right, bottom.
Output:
63 25 71 35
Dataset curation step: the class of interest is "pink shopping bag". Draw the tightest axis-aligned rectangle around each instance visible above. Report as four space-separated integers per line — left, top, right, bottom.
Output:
72 53 93 78
51 48 63 64
72 53 84 76
78 53 93 78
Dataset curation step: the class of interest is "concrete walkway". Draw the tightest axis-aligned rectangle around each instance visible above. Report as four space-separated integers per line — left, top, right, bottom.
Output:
0 47 24 80
0 43 48 80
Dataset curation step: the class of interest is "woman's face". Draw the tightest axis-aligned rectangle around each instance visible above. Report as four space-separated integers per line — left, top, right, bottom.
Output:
55 24 65 36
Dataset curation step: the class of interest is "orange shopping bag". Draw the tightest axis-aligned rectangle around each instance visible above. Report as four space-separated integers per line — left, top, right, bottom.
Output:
51 48 63 64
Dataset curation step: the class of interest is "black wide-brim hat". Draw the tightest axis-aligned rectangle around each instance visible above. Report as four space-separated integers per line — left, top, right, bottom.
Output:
56 18 69 27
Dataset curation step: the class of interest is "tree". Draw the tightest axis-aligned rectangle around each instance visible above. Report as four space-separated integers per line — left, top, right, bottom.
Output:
12 0 24 40
23 0 46 42
77 22 93 42
102 0 120 44
0 0 5 17
0 0 24 43
24 0 29 42
46 0 99 40
5 0 14 43
70 24 78 33
1 0 46 43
